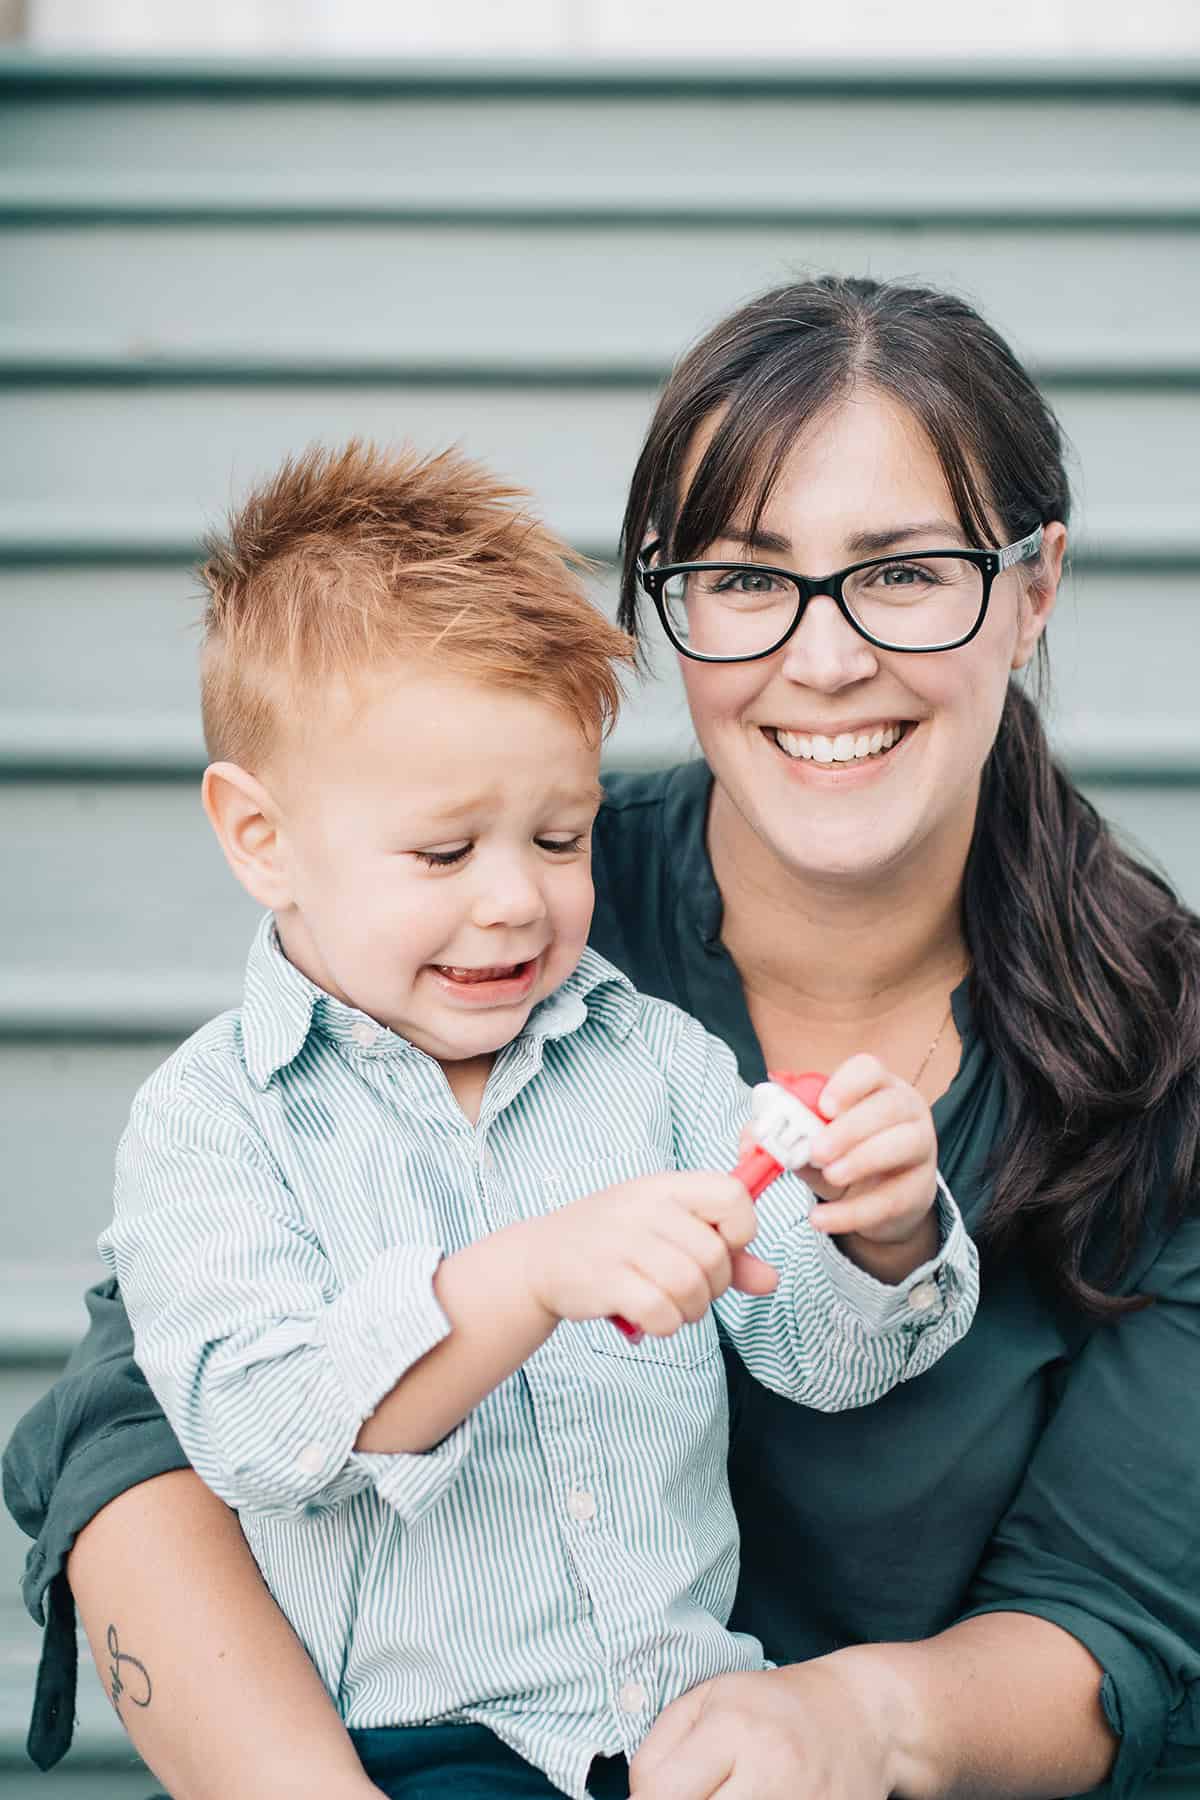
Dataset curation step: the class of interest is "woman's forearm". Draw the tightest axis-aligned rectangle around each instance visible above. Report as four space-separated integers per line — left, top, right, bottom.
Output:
848 1611 1117 1799
67 1470 380 1800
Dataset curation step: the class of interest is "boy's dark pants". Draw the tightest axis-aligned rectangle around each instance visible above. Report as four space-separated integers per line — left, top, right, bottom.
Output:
350 1723 631 1798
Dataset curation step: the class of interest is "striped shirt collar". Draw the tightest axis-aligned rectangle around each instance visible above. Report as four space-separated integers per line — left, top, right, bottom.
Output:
239 913 639 1091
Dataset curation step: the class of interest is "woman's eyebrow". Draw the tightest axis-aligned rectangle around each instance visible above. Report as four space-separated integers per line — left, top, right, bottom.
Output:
845 519 965 555
717 519 967 561
717 526 792 555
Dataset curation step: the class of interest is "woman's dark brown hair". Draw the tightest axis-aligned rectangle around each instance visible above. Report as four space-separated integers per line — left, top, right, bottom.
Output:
618 275 1200 1317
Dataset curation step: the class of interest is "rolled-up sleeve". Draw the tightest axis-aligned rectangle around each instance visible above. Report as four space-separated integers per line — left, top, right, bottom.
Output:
961 1215 1200 1796
661 1012 979 1409
102 1088 469 1525
2 1279 188 1768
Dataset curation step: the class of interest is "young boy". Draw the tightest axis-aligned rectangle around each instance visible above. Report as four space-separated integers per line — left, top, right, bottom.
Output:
100 442 977 1800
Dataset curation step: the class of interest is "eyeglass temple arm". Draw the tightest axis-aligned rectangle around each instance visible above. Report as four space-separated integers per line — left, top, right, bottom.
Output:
997 524 1044 571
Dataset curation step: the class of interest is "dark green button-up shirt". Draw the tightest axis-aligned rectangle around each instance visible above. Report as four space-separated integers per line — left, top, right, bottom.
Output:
5 761 1200 1791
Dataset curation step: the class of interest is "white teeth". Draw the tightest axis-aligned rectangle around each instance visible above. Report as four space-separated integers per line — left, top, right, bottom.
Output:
773 724 907 764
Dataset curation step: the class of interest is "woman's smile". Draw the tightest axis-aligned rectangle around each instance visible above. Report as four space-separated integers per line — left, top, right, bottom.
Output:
767 720 915 766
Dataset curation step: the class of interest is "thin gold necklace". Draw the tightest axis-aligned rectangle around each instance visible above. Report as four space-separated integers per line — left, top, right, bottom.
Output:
911 1001 954 1093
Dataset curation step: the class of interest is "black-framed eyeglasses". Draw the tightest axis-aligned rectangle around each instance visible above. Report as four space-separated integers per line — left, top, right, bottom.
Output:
636 525 1044 661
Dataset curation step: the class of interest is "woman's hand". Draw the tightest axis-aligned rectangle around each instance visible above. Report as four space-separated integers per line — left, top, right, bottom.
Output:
753 1053 942 1283
628 1655 902 1800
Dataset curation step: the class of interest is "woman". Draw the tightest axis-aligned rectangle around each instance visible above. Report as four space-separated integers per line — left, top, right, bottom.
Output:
7 276 1200 1800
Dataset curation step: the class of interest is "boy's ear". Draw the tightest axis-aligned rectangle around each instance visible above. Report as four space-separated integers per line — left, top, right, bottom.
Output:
202 762 293 911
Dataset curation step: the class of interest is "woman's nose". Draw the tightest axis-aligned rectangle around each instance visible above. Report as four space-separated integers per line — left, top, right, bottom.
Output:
777 593 879 689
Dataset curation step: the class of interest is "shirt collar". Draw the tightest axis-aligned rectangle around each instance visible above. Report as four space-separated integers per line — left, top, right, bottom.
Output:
521 945 640 1046
240 915 328 1089
239 919 641 1090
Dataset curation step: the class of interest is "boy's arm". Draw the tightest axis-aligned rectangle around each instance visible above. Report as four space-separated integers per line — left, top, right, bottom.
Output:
104 1087 553 1522
660 1014 979 1409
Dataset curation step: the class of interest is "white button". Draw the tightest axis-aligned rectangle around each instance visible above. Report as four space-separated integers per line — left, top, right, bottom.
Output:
567 1488 597 1521
907 1280 941 1315
618 1682 648 1715
351 1020 379 1048
481 1148 496 1172
296 1441 326 1475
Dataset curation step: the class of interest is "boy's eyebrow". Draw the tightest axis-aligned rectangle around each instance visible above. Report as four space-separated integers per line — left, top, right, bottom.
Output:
420 780 605 825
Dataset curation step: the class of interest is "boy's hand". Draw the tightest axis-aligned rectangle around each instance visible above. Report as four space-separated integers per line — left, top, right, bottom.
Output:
743 1055 940 1280
528 1172 777 1340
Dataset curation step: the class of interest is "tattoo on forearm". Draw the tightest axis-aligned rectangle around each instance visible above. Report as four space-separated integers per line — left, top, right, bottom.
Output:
106 1623 153 1716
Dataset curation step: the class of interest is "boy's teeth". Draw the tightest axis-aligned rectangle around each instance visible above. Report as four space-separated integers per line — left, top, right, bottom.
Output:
774 724 903 764
439 962 523 983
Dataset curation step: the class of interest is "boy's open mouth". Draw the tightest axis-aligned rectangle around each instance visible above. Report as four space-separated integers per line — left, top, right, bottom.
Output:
434 960 534 985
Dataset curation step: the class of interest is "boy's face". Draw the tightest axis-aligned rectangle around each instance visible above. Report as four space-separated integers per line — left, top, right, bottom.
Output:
266 666 603 1071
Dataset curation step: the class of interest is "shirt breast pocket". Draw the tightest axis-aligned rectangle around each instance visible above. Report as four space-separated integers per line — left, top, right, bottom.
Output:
545 1147 722 1371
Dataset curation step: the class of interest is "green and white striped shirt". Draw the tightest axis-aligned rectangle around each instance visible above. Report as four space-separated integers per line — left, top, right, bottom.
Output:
101 917 977 1798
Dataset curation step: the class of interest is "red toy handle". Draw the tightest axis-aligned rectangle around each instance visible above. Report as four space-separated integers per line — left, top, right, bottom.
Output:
611 1071 830 1345
730 1143 784 1200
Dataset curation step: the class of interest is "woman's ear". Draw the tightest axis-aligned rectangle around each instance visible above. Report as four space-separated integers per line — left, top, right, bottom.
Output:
1011 520 1067 671
201 762 293 911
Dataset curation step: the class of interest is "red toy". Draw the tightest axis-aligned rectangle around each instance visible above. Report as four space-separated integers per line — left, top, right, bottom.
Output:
611 1071 831 1343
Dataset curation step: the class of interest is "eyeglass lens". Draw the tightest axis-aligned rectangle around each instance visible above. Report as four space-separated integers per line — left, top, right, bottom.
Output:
658 555 986 655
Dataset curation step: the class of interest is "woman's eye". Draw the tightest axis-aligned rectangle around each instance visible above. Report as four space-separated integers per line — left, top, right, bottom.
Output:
536 835 585 855
713 569 780 597
415 844 471 867
876 561 937 588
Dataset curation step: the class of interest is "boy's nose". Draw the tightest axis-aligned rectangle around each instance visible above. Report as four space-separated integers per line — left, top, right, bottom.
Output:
469 865 548 930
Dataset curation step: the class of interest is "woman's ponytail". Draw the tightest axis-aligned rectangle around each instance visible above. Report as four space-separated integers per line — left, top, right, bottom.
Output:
965 684 1200 1314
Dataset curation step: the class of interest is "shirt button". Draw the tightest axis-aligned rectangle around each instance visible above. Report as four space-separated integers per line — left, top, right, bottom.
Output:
618 1682 648 1715
296 1441 326 1475
907 1280 941 1316
567 1488 597 1521
351 1021 379 1049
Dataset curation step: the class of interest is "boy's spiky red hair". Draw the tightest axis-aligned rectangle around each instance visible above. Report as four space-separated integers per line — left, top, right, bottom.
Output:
198 440 633 768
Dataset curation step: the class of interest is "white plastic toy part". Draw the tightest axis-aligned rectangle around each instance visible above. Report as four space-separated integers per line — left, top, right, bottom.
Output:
748 1080 825 1170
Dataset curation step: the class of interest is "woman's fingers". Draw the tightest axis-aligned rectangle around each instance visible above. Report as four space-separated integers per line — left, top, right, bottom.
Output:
813 1052 892 1119
809 1083 923 1169
820 1120 930 1190
808 1170 935 1241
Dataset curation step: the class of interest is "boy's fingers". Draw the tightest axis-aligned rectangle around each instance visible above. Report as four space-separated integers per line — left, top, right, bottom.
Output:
809 1086 922 1166
616 1272 686 1339
653 1211 733 1299
672 1173 758 1248
728 1249 778 1296
815 1053 891 1119
631 1240 717 1323
820 1121 932 1189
